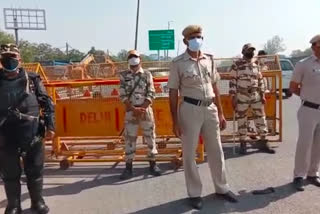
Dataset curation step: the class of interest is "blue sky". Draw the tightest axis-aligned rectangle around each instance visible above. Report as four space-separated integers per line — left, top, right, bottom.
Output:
1 0 319 57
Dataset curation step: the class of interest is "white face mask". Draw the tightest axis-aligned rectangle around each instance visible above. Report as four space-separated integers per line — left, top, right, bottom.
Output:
128 57 140 66
188 38 203 52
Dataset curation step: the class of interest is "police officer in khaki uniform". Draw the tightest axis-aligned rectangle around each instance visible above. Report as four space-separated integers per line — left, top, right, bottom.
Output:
168 25 237 210
290 35 320 191
119 50 161 180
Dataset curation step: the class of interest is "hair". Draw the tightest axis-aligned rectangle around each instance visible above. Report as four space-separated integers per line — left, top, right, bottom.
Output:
258 50 267 56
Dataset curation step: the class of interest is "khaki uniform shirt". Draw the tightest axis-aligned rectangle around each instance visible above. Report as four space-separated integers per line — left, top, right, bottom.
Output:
291 55 320 104
119 68 155 106
167 51 220 100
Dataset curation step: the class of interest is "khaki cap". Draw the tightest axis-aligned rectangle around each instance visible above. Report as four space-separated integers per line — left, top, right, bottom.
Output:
242 43 256 54
127 50 140 58
310 34 320 45
182 25 202 38
0 43 20 55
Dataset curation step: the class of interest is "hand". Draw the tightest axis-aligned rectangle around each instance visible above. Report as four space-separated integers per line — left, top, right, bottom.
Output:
261 95 266 104
173 123 182 138
132 107 146 117
45 130 55 140
141 100 151 109
219 114 227 131
231 96 237 110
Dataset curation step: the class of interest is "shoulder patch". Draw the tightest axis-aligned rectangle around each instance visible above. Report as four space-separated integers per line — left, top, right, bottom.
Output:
172 54 184 62
299 56 312 63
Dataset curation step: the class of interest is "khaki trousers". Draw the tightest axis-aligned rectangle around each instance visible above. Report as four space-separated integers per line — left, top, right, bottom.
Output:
179 102 229 197
294 105 320 178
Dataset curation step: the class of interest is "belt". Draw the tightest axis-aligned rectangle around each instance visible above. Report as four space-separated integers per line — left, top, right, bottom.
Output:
184 97 213 107
303 101 320 110
237 88 258 93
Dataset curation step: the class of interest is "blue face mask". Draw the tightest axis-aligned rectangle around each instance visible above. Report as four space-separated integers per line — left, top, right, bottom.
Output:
1 56 19 72
188 38 203 52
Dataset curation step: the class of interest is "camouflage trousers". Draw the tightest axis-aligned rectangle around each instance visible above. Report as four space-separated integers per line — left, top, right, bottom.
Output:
236 92 268 141
124 106 158 162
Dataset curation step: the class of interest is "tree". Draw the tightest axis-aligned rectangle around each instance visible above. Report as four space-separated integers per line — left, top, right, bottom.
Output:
263 35 286 54
0 30 15 45
19 40 37 62
291 48 312 57
117 49 129 61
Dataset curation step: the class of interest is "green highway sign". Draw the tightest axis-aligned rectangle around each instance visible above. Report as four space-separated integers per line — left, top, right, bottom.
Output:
149 30 175 50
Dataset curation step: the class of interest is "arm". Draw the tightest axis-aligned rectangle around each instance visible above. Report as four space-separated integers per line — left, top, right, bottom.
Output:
119 72 134 111
229 64 238 95
169 89 179 125
213 82 227 130
211 61 226 130
289 81 301 96
168 61 181 137
289 62 303 96
257 71 266 103
142 72 155 108
34 76 55 131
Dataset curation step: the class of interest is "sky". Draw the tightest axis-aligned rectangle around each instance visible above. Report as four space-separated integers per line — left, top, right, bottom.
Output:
0 0 319 58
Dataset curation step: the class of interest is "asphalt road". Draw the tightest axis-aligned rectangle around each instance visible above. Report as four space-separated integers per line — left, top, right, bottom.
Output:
1 95 320 214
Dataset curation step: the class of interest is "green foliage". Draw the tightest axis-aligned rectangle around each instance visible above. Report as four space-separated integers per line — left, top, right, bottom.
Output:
264 35 286 54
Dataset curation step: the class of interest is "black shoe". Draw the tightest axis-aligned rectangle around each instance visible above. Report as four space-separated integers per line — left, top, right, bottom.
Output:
216 191 238 203
239 142 247 155
307 176 320 187
149 161 162 176
257 140 276 154
27 178 49 214
188 197 203 210
5 207 22 214
120 162 133 180
4 181 22 214
293 177 304 191
31 202 49 214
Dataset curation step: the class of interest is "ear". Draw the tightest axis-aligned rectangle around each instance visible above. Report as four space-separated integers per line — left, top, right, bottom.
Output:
183 38 188 46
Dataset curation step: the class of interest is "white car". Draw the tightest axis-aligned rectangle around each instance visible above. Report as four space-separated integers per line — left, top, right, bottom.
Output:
280 59 294 97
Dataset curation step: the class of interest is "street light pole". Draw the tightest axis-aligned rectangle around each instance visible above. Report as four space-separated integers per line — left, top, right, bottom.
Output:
167 21 173 60
134 0 140 50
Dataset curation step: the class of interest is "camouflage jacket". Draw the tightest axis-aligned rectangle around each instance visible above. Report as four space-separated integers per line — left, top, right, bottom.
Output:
119 68 155 106
229 58 265 94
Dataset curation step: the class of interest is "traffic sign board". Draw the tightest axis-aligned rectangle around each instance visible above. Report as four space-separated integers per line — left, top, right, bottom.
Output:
149 30 175 50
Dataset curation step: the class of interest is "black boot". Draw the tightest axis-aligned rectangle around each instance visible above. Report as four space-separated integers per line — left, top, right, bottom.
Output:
257 139 276 154
149 161 162 176
4 181 22 214
239 141 247 155
120 162 133 180
27 178 49 214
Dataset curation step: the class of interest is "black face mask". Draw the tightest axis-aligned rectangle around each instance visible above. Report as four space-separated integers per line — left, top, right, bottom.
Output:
244 52 254 59
0 56 19 72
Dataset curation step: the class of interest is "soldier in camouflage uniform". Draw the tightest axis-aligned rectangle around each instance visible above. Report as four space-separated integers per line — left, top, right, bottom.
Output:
119 50 161 180
229 44 275 154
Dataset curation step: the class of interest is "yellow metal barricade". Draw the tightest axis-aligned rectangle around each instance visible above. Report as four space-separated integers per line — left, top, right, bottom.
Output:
22 63 49 83
45 78 204 169
24 55 282 168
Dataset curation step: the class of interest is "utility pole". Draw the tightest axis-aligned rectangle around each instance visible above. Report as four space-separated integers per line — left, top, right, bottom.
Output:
167 21 173 60
13 17 19 45
134 0 140 50
66 42 69 56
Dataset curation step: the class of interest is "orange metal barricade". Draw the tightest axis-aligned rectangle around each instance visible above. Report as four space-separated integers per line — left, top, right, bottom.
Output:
44 78 204 169
22 56 282 168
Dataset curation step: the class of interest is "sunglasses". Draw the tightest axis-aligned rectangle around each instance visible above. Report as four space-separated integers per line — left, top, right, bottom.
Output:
189 36 203 40
128 54 139 59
